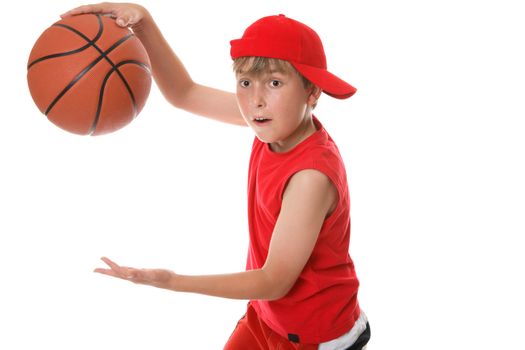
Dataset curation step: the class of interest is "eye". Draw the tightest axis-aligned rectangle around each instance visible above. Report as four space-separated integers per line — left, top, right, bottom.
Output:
239 80 250 88
270 80 282 87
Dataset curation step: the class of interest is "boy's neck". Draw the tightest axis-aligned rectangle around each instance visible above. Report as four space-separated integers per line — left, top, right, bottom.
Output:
269 115 317 153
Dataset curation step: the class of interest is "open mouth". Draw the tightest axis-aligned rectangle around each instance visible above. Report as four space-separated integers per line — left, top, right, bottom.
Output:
253 117 271 124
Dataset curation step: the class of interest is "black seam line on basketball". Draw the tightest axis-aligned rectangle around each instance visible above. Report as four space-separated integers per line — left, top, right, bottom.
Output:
54 14 104 43
55 24 146 122
44 14 135 82
27 14 104 69
87 40 138 112
89 60 150 135
27 43 93 69
41 13 139 104
44 33 134 116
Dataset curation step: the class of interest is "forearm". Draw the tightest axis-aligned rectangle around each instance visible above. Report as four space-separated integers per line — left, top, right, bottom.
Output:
165 269 286 301
131 11 245 125
132 12 193 106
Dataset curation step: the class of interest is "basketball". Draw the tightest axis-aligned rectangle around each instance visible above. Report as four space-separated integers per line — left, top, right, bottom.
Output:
27 14 152 136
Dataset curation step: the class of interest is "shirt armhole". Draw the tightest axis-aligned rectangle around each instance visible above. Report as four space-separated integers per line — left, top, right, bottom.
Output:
279 166 340 219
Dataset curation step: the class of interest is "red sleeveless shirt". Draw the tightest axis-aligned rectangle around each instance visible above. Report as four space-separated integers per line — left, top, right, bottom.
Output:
246 117 361 344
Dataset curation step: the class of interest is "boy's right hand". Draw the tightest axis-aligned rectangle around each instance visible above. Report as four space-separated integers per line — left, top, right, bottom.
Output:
60 2 148 28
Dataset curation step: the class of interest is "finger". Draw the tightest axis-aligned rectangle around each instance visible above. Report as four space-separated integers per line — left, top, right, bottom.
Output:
94 267 120 278
105 258 142 279
60 4 116 18
115 11 141 27
100 257 131 278
116 16 130 27
100 256 121 270
95 266 137 281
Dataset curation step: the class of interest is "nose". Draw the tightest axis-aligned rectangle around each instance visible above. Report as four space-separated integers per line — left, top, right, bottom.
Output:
251 84 266 109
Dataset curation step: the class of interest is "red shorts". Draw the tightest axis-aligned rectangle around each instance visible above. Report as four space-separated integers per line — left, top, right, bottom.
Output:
223 303 318 350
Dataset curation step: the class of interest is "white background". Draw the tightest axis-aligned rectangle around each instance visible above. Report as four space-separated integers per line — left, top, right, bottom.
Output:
1 0 524 349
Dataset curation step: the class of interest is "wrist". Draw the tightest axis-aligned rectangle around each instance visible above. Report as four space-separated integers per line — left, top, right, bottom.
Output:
131 9 154 36
165 270 182 292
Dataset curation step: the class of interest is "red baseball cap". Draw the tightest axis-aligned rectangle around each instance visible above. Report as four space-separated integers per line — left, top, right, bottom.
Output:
230 14 356 99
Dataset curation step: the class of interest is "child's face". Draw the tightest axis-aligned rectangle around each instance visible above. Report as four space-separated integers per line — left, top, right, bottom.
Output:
235 63 318 152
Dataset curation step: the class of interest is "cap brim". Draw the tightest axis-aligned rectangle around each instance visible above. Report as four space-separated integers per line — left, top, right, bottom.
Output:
291 62 357 99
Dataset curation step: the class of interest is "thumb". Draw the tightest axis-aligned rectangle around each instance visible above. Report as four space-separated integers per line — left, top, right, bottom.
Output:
116 16 130 27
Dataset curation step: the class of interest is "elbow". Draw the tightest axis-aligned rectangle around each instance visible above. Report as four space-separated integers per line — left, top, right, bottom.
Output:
165 89 191 110
160 80 195 110
265 285 292 301
259 269 295 301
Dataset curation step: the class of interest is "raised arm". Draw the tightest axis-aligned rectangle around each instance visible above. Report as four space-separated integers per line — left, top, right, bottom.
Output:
62 3 246 126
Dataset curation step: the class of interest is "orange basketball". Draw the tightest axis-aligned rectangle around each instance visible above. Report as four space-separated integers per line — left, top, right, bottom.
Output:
27 14 152 136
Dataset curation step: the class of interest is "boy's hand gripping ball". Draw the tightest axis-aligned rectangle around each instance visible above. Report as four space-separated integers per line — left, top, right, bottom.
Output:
27 14 152 136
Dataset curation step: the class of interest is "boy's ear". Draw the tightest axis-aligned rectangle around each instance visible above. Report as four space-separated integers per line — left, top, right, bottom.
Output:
307 86 322 107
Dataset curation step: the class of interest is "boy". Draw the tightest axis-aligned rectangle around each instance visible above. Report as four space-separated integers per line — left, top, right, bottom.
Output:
62 3 370 349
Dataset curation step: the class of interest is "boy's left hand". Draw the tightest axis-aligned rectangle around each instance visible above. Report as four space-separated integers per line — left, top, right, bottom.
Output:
95 257 173 288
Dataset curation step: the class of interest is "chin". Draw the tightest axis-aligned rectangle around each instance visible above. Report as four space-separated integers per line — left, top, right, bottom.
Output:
255 134 271 144
252 129 281 145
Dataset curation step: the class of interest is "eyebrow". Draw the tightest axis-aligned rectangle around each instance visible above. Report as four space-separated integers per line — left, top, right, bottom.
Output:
237 68 288 76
